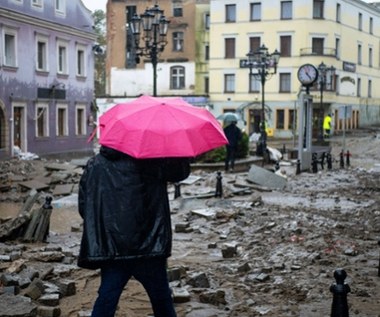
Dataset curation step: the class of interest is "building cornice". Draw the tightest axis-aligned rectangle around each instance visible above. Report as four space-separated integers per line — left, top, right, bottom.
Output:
0 8 96 41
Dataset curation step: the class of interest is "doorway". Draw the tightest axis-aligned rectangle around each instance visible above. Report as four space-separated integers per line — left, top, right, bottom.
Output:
13 105 26 152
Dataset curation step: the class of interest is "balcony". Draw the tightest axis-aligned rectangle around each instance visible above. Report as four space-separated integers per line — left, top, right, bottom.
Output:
300 47 336 57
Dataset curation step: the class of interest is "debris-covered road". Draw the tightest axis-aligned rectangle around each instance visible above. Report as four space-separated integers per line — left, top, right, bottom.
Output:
1 132 380 316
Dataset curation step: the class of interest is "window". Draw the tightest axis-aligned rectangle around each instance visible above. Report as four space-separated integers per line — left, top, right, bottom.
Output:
281 1 292 19
312 38 324 55
225 38 235 58
36 35 49 72
3 29 17 67
57 41 68 74
335 38 340 59
357 44 362 65
250 3 261 21
205 13 210 29
173 32 184 51
173 2 183 17
170 66 185 89
280 36 291 57
280 73 291 92
36 104 49 137
358 13 362 31
369 47 373 67
205 44 209 60
313 0 324 19
224 74 235 93
357 78 361 97
249 37 261 53
288 109 297 130
32 0 43 8
276 110 285 129
76 105 86 136
11 0 23 4
226 4 236 22
55 0 66 15
76 44 86 76
204 77 209 94
336 3 341 22
368 79 372 98
249 74 260 92
57 104 68 136
370 17 373 34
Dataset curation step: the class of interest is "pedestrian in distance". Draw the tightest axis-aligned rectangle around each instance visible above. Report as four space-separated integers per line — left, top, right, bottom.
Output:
77 146 190 317
224 120 242 172
323 113 332 139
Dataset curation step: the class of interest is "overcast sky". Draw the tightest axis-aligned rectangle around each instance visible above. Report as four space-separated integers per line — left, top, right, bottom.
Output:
81 0 107 13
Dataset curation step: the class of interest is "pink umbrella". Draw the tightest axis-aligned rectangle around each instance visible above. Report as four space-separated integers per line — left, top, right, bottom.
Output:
99 95 228 158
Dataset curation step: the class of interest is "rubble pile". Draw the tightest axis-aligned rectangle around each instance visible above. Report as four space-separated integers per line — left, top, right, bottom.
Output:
0 133 380 316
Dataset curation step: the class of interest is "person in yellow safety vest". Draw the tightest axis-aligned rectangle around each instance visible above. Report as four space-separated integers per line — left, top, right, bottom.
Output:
323 113 332 138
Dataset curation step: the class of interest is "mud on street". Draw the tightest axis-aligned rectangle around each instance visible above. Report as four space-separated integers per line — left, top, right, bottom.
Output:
1 132 380 317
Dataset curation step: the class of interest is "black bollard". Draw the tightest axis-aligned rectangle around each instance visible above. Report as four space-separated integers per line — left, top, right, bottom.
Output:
312 153 318 173
296 159 301 175
340 150 345 169
174 182 181 199
215 171 223 198
346 150 351 167
320 152 325 170
327 153 333 170
275 161 280 171
282 144 286 155
330 269 351 317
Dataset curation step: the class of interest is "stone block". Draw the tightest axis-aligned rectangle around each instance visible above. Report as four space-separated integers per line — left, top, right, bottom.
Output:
39 293 60 306
248 165 287 190
37 305 61 317
172 287 191 303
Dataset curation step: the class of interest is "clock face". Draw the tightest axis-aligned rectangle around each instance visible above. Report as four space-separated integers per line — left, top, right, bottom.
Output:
297 64 319 86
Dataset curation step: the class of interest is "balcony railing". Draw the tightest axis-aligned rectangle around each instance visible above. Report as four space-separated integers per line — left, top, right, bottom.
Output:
300 47 336 57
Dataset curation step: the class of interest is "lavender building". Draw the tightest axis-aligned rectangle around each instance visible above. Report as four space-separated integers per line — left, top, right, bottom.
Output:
0 0 96 159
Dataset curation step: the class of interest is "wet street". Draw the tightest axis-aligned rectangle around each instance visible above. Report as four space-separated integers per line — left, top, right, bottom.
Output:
1 133 380 316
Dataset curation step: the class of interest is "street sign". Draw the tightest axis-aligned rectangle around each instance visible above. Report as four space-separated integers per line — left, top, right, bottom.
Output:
239 59 251 68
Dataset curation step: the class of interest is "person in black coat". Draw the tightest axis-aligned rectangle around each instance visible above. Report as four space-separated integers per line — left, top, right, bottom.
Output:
223 121 242 172
78 146 190 317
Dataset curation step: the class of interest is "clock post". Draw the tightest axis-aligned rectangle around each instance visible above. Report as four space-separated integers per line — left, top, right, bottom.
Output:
297 64 319 172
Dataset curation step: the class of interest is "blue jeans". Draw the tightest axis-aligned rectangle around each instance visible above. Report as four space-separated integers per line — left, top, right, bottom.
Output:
91 257 177 317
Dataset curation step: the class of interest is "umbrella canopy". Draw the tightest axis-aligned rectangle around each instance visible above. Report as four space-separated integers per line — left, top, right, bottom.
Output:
99 95 228 158
217 112 241 123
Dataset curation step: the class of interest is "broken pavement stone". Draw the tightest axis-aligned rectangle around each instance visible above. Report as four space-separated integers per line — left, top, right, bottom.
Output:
187 272 210 288
248 164 287 190
199 289 227 306
37 305 61 317
172 287 191 303
221 242 238 258
0 293 37 316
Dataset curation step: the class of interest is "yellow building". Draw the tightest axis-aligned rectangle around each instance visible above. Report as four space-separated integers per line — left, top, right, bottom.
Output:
208 0 380 138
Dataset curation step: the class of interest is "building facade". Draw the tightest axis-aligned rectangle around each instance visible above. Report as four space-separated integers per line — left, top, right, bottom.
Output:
0 0 96 159
209 0 380 137
106 0 209 97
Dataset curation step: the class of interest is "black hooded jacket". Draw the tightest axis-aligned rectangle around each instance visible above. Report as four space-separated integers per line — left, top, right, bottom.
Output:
77 146 190 269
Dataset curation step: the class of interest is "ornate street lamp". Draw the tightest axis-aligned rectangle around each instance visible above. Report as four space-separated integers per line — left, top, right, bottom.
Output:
130 4 170 97
317 61 335 141
246 44 280 159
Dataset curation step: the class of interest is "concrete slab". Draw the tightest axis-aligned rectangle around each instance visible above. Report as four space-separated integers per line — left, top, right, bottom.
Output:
18 180 49 191
53 184 73 196
248 165 287 190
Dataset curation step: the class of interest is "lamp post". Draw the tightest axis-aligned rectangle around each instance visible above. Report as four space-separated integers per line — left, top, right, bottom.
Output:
130 4 170 97
246 44 280 158
317 61 335 141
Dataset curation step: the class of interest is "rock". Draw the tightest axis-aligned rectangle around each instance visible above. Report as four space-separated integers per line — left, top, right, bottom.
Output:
199 289 227 305
187 272 210 288
0 293 37 316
